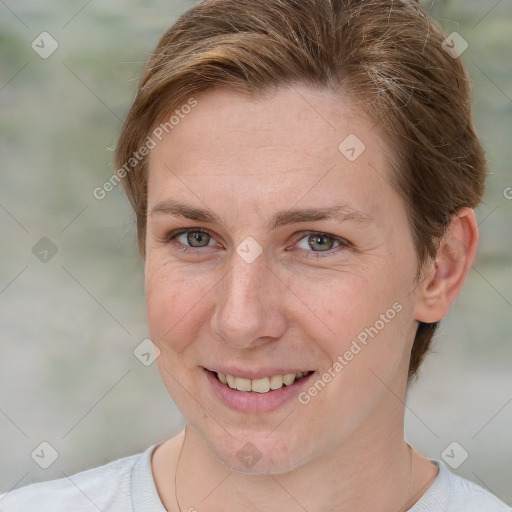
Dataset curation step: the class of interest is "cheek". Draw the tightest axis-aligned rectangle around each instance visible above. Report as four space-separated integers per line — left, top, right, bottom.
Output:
293 254 415 375
144 257 212 353
293 264 398 336
298 281 412 432
145 259 210 410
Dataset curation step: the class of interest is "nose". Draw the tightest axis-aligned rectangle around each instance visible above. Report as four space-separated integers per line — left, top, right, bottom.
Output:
211 250 288 350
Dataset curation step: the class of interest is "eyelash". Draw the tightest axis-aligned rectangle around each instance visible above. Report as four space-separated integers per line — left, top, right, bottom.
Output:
163 228 351 259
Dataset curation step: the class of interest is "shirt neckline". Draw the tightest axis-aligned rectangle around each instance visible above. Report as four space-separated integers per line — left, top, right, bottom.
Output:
406 459 450 511
130 444 449 512
131 443 168 512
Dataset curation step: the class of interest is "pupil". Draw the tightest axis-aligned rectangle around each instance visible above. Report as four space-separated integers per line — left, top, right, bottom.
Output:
309 235 334 252
190 232 207 246
311 235 332 251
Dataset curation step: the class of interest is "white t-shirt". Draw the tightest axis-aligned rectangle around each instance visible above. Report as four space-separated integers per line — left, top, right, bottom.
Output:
0 444 509 511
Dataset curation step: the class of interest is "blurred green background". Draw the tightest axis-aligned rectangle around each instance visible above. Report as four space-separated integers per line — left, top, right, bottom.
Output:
1 0 511 505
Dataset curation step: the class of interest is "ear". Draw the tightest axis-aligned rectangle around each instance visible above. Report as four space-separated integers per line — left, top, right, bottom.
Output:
413 207 479 323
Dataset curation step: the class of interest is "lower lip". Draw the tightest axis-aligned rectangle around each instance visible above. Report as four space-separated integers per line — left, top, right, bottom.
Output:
204 368 315 413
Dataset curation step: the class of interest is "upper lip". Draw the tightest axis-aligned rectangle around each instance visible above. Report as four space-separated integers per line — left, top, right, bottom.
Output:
204 366 314 380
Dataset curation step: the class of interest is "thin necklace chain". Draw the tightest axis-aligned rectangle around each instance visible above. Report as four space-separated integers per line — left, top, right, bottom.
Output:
174 432 414 512
174 428 186 512
406 442 414 505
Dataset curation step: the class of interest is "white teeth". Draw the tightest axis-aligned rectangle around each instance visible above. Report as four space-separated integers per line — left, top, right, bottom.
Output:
269 375 284 390
235 377 252 391
226 374 236 388
216 371 310 393
251 377 270 393
282 373 296 386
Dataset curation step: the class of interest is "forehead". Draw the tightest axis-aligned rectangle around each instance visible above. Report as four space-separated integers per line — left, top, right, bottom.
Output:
146 85 400 226
151 85 380 157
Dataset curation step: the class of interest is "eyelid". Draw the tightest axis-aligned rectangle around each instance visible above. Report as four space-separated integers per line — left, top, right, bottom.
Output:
163 227 219 249
164 227 351 257
290 230 352 258
293 230 351 246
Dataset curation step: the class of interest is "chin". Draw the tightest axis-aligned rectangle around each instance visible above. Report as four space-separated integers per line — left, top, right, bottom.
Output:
202 425 313 475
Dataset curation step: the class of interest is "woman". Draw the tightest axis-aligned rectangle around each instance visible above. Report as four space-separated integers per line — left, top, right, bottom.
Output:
1 0 509 510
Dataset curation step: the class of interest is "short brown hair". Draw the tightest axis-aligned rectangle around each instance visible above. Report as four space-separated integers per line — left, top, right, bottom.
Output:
114 0 487 381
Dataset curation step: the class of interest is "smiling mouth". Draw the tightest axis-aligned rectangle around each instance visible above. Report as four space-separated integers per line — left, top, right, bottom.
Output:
208 370 314 394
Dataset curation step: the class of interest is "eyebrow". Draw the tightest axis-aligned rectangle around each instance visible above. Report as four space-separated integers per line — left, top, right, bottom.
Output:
150 199 373 230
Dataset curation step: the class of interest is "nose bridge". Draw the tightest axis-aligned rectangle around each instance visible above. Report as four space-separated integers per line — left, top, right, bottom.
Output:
212 248 285 348
226 257 264 309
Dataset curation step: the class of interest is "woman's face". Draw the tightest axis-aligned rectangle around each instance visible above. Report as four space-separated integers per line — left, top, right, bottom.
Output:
144 85 422 473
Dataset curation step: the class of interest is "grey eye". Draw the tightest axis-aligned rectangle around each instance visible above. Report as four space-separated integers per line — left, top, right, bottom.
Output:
177 230 213 247
297 233 340 252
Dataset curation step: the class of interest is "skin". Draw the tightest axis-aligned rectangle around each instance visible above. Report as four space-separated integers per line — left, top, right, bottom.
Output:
143 85 479 512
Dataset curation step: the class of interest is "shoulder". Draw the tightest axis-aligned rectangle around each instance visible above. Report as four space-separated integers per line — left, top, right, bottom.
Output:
0 447 152 512
411 460 511 512
444 469 511 511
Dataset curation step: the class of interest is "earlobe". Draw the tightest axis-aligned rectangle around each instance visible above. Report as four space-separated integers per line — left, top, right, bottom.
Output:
413 208 479 324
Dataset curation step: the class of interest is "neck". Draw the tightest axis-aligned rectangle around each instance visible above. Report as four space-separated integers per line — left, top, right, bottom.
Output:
163 403 436 512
